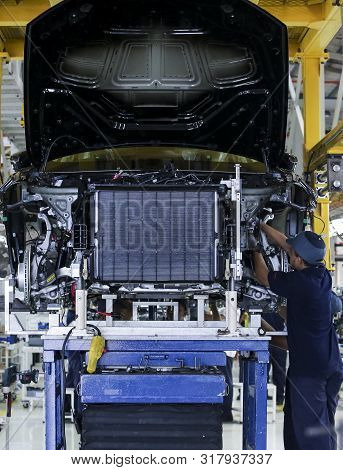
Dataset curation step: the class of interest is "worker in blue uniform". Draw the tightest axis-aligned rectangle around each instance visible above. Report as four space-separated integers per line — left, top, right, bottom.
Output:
252 224 343 450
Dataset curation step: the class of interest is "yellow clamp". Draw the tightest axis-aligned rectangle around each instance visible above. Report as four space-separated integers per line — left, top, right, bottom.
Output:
241 311 249 328
87 335 105 374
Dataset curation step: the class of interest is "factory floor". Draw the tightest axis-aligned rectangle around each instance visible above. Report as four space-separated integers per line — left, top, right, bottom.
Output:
1 397 342 450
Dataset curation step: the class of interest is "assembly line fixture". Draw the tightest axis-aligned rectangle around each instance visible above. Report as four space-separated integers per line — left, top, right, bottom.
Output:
43 335 269 450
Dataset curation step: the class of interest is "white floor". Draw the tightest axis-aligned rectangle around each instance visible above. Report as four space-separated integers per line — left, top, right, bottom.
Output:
1 398 342 450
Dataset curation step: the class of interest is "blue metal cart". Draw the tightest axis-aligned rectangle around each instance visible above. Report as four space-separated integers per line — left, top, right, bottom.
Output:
43 336 269 450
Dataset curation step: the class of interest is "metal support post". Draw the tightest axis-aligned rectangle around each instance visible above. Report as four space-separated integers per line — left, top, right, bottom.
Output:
302 52 332 267
4 277 13 333
44 353 64 450
303 54 325 156
320 61 326 139
313 188 332 269
75 289 87 331
195 295 206 327
233 164 242 281
332 67 343 130
102 294 117 327
225 290 238 334
242 351 269 450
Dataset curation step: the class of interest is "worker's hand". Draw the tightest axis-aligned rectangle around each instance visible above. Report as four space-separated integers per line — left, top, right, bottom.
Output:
248 233 261 252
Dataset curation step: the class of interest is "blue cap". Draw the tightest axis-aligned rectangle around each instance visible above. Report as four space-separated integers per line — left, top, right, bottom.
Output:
286 231 326 265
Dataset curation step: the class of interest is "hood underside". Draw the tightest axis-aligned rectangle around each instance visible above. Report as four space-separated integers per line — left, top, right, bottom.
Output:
24 0 288 169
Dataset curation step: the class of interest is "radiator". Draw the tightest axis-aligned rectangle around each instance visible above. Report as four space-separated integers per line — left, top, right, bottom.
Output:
91 189 221 282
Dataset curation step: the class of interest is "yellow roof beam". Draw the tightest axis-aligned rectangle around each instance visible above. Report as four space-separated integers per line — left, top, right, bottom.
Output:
0 0 339 28
249 1 340 29
0 0 50 27
263 4 324 28
300 0 342 54
4 38 24 59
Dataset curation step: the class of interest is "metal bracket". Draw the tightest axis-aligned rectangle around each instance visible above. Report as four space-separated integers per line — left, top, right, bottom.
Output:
31 187 78 230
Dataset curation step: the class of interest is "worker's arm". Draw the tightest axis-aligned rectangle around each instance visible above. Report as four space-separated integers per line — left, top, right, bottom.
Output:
277 305 287 322
253 252 270 287
260 222 291 254
261 319 288 350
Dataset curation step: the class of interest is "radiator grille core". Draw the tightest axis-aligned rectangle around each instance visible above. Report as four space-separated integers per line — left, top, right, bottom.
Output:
92 189 218 282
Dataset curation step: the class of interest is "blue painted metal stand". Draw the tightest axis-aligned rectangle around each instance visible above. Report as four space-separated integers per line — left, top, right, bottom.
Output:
43 337 269 450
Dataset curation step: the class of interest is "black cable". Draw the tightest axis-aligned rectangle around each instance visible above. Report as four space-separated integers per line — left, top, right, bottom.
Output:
41 135 87 172
313 214 326 234
59 322 102 449
86 323 101 336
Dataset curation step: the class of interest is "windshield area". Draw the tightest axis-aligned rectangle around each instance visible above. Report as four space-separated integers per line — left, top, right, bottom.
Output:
46 147 266 173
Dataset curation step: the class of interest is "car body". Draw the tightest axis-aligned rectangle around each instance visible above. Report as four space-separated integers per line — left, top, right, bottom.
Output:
0 0 316 324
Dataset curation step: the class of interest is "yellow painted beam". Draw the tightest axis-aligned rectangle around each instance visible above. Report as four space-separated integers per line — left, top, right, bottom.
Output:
0 0 339 29
301 0 342 54
0 0 50 27
303 55 324 156
263 4 324 28
4 38 23 59
312 193 332 269
307 119 343 270
297 0 340 270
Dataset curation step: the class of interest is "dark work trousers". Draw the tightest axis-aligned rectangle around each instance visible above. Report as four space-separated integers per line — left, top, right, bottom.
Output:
284 369 343 450
268 345 287 404
219 356 233 418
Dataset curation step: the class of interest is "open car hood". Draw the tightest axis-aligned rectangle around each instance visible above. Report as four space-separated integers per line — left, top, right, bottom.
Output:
24 0 288 169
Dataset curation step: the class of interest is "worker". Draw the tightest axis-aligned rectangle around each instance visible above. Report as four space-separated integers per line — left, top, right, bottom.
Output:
252 224 343 450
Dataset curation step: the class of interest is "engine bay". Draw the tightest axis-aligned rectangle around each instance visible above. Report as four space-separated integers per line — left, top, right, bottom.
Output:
1 163 316 332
